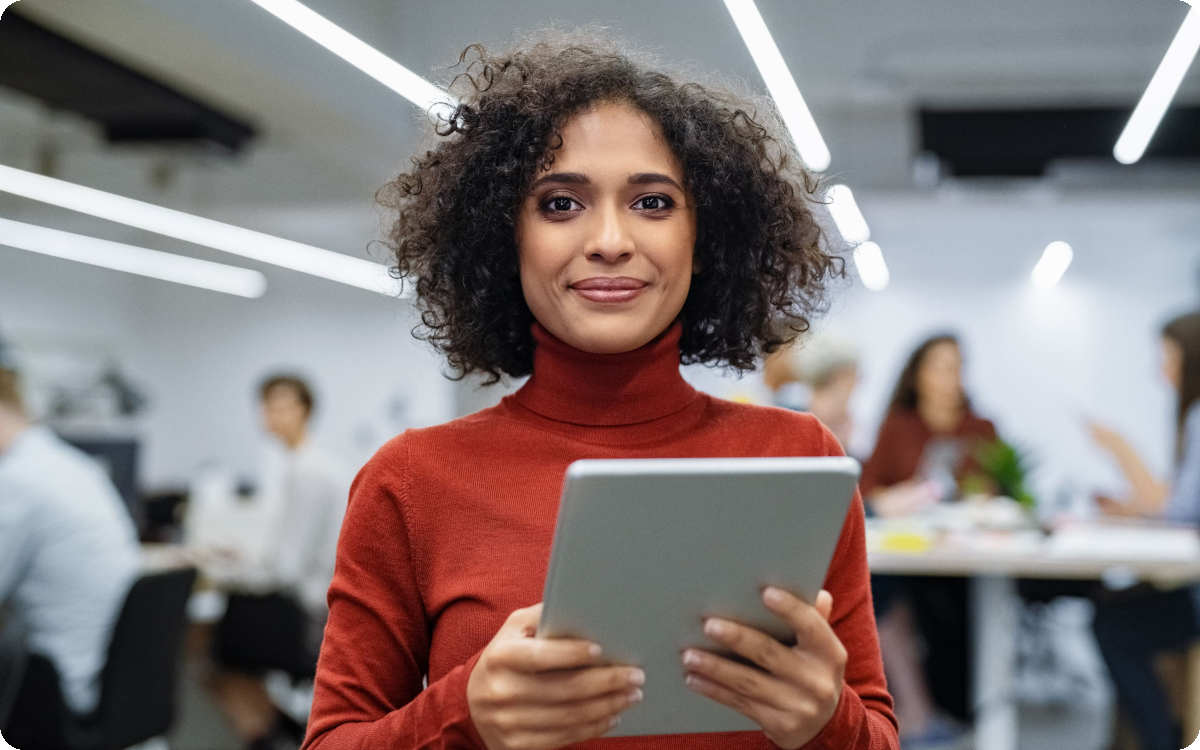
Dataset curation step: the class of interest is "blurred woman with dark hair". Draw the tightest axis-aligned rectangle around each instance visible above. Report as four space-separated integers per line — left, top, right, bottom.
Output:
860 333 998 747
1087 310 1200 750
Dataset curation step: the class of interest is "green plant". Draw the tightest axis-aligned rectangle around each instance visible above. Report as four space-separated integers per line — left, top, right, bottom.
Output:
962 438 1038 510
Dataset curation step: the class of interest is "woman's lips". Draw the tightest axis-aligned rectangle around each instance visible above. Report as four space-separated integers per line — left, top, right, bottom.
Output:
569 278 648 304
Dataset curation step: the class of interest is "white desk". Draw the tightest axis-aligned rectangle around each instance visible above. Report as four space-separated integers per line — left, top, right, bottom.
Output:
867 521 1200 750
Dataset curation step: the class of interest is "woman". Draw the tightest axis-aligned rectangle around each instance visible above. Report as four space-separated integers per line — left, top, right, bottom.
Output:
1087 310 1200 750
860 334 996 745
301 31 898 750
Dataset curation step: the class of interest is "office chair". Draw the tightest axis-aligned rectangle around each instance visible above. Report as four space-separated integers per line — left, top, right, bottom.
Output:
0 614 29 729
3 567 198 750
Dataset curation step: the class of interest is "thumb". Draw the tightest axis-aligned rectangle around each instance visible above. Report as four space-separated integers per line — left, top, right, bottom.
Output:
815 590 834 622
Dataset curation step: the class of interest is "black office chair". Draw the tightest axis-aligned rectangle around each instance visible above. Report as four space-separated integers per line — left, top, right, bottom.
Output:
0 613 29 729
3 567 198 750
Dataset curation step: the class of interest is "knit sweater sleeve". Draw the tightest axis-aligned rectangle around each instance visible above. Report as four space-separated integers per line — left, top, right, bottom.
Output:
302 436 487 750
794 422 899 750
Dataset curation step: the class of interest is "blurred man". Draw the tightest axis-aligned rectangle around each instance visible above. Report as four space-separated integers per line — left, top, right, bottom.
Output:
0 337 139 720
210 373 347 750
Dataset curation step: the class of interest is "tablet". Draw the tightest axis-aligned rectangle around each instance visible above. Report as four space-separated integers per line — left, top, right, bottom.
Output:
537 456 861 737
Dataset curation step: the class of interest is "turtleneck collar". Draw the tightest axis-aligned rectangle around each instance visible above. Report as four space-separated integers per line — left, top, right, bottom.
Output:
511 319 700 427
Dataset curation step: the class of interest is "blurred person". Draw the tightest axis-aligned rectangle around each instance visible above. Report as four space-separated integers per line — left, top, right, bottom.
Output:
302 32 899 750
861 333 998 746
1086 310 1200 750
209 374 346 750
0 337 139 724
736 331 860 449
778 331 860 450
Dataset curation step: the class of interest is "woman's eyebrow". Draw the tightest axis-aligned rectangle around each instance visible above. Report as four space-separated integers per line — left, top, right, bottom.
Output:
527 171 684 193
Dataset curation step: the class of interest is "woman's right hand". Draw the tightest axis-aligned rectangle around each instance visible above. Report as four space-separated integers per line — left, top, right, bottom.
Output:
467 603 646 750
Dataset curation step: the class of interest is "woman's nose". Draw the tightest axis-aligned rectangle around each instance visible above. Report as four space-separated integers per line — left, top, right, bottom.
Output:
584 201 635 263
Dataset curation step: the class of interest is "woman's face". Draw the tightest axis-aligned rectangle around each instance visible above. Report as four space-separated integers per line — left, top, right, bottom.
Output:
515 100 697 354
916 340 963 407
1162 336 1183 391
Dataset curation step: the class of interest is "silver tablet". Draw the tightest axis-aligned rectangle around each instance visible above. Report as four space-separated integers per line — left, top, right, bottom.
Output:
537 456 861 737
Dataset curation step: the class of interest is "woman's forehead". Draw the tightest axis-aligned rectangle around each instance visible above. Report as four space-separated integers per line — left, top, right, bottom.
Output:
541 102 682 180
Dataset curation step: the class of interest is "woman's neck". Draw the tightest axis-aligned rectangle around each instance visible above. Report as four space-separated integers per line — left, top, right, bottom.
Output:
511 318 699 427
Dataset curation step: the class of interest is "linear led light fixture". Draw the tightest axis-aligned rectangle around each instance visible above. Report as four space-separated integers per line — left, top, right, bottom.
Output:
1113 3 1200 164
0 164 401 296
1031 241 1073 288
853 241 889 292
246 0 458 118
826 184 870 244
723 0 831 171
0 217 268 298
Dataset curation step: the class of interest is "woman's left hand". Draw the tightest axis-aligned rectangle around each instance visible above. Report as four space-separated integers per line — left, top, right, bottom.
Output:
680 587 846 749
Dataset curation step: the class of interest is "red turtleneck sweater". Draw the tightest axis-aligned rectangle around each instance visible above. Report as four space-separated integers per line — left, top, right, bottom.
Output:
302 321 898 750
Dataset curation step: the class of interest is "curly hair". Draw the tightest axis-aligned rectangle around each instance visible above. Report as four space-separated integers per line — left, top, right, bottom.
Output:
375 26 844 383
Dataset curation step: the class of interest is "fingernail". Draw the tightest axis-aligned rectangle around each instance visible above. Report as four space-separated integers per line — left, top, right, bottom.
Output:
627 688 644 703
682 649 701 666
609 716 621 728
685 674 699 688
589 643 603 657
763 586 785 604
628 668 646 686
703 619 726 637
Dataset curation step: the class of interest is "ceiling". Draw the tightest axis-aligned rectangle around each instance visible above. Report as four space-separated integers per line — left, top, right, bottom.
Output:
0 0 1196 255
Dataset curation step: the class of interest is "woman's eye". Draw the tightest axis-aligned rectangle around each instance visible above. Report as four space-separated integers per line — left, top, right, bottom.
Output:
636 195 673 211
542 196 580 213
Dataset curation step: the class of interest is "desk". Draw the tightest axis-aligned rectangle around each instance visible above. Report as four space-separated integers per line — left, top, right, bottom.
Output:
868 522 1200 750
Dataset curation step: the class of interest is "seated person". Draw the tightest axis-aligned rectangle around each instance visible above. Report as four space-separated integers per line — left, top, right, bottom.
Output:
0 341 140 723
208 373 347 750
1087 310 1200 750
861 333 997 746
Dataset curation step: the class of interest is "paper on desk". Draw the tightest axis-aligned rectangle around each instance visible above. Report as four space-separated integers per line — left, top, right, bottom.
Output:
1047 523 1200 561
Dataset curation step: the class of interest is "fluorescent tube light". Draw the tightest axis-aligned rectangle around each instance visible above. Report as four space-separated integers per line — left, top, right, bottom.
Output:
1113 4 1200 164
1031 241 1073 288
0 217 267 298
0 164 400 296
723 0 831 171
247 0 457 118
853 241 889 291
826 184 870 244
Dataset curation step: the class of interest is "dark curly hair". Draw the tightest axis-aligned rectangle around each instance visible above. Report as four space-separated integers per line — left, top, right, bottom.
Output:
375 26 844 384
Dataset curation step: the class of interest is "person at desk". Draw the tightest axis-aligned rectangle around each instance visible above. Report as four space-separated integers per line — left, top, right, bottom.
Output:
1086 310 1200 750
860 333 997 746
210 374 346 750
302 33 898 750
0 339 139 723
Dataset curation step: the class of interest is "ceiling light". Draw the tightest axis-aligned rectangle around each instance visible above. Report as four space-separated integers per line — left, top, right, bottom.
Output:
247 0 457 119
853 241 889 291
826 184 870 244
723 0 831 171
1031 241 1073 288
0 163 401 296
0 217 267 298
1113 4 1200 164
